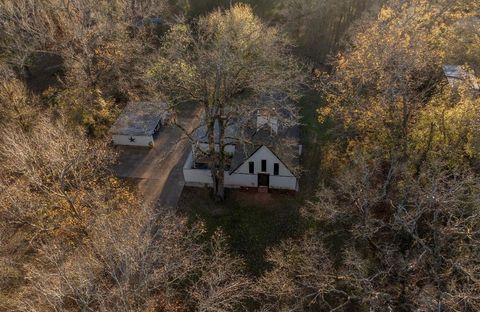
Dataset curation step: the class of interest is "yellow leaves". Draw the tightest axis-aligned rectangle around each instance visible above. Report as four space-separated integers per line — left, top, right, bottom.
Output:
411 87 480 163
336 54 348 70
52 86 118 137
379 7 395 22
317 106 331 123
198 3 267 55
163 23 192 53
108 176 120 187
324 0 480 166
403 33 412 48
94 41 124 60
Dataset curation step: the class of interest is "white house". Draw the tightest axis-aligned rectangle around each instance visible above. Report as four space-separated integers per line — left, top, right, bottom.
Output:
110 101 170 147
183 110 301 192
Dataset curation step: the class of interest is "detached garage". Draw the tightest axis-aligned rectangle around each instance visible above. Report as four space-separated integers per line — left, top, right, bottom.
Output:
110 101 169 147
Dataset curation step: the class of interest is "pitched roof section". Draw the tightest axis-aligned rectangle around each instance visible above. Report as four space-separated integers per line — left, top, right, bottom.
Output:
193 118 239 144
110 101 169 136
191 106 301 176
229 119 301 176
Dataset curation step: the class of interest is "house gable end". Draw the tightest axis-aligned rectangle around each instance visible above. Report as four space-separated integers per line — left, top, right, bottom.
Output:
231 145 295 177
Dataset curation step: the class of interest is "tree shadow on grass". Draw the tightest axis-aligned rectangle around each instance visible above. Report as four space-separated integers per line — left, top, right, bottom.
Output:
178 187 304 276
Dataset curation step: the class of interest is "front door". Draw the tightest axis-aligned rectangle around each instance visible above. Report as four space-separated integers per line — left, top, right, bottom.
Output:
258 173 270 187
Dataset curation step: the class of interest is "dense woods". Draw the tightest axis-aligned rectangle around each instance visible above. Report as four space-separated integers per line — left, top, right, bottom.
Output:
1 0 479 311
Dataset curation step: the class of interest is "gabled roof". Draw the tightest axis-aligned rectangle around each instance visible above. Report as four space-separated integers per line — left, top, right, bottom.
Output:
229 121 301 176
443 65 479 91
229 143 299 178
110 101 169 136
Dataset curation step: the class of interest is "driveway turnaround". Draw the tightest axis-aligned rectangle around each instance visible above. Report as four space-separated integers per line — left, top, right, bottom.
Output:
113 109 201 208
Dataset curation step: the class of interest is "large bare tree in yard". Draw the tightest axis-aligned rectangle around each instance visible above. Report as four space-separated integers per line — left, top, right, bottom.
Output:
150 3 305 200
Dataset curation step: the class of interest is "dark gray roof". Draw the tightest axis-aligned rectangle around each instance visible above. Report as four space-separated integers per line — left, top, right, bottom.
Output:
192 108 301 175
230 144 260 174
443 65 479 91
193 119 238 144
110 101 169 136
229 121 301 175
136 16 163 27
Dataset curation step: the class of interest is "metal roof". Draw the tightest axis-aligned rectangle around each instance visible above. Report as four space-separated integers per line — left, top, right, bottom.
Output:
229 118 301 175
110 101 169 136
443 65 479 91
193 119 239 144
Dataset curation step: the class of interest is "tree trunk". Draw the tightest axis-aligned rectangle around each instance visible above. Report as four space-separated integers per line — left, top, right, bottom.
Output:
209 64 227 202
210 161 225 202
207 115 226 202
211 116 226 202
215 168 225 201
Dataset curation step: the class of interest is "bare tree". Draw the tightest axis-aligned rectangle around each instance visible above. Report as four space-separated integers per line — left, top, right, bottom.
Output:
19 207 255 312
0 116 114 230
256 234 338 311
0 71 38 130
188 230 255 312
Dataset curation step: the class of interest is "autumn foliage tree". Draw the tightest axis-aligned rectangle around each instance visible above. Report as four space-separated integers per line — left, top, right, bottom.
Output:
256 0 480 311
150 4 305 200
0 0 172 136
305 0 480 310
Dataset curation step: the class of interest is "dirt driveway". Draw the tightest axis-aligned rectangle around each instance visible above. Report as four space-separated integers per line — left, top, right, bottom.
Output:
113 108 201 208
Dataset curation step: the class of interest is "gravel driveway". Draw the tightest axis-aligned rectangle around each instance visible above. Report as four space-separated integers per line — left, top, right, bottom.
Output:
113 108 201 208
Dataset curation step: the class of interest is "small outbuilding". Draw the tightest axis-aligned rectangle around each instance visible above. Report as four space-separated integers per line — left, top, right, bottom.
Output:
110 101 170 147
443 64 479 91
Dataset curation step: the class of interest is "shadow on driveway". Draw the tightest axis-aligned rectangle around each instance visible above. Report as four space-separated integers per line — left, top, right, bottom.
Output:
112 108 201 208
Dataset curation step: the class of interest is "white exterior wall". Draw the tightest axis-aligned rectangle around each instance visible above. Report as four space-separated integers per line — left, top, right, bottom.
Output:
183 146 298 191
270 175 298 191
183 152 211 186
112 134 154 147
225 173 257 188
235 146 293 177
183 152 257 188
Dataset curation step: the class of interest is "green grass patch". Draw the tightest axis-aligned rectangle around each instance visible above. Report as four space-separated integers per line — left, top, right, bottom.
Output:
298 88 336 195
177 88 340 275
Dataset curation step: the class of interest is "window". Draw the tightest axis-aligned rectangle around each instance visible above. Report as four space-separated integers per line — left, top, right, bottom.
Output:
261 160 267 172
274 163 279 176
249 162 254 174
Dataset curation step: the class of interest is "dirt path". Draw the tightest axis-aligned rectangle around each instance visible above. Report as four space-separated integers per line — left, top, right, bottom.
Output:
113 108 202 208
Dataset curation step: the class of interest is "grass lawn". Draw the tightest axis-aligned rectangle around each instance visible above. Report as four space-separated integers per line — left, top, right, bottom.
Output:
178 187 304 275
298 88 335 196
177 88 338 275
